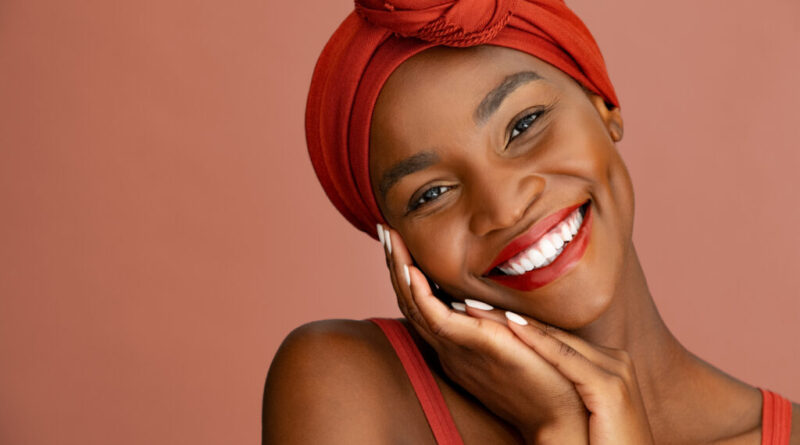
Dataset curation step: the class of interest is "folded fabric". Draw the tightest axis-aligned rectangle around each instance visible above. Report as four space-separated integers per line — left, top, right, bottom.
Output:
306 0 619 239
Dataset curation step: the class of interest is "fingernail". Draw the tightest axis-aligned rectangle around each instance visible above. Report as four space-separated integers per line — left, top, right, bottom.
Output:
403 264 410 287
464 299 493 310
376 223 385 246
505 311 528 326
385 230 393 254
450 302 466 312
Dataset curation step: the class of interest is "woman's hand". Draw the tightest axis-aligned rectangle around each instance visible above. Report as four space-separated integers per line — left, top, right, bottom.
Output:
501 312 655 445
378 225 654 445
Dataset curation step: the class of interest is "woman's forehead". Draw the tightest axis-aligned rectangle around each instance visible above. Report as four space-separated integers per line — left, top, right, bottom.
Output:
379 45 557 100
373 45 571 127
370 45 566 152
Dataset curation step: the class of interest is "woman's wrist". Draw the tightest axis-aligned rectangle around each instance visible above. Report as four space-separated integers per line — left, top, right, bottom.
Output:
524 418 588 445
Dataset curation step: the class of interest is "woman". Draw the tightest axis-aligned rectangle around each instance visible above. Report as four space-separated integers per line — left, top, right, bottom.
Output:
263 0 798 443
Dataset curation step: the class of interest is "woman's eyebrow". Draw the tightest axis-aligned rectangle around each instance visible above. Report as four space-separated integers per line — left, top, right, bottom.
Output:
474 70 543 125
377 71 542 202
379 150 440 200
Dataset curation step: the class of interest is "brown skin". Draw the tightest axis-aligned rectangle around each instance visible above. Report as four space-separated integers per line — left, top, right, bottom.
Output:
263 45 799 444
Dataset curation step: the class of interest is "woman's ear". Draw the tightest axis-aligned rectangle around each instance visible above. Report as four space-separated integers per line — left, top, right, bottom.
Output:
588 94 624 142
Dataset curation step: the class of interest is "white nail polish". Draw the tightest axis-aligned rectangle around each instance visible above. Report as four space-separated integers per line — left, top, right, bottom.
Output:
403 264 410 287
385 230 392 254
464 299 493 310
377 223 385 246
505 311 528 326
450 302 466 312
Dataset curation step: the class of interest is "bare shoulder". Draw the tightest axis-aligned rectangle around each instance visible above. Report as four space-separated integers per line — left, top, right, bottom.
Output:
262 319 429 444
792 402 800 445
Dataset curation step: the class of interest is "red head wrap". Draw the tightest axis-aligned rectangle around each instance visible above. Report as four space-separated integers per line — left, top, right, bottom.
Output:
305 0 619 240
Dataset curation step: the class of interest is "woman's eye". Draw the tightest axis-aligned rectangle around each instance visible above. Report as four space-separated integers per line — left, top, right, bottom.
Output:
509 111 541 142
409 185 451 211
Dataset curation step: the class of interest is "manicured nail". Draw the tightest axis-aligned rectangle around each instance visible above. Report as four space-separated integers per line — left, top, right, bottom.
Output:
505 311 528 326
450 302 466 312
464 299 493 310
385 230 393 254
376 223 385 246
403 264 410 287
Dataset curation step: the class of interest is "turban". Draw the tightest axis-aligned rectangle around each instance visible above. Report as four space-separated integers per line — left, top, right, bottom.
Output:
305 0 619 240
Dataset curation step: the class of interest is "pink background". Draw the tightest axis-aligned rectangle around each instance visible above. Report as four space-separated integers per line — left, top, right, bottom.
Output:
1 1 798 443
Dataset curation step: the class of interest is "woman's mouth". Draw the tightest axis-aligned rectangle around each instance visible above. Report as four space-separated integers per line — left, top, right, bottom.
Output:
484 200 592 291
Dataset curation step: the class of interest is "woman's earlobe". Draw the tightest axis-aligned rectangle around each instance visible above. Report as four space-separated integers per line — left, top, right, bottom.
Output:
609 109 624 142
588 94 624 142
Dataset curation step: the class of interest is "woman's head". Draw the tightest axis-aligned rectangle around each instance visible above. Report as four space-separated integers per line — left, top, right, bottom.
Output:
368 44 634 329
306 0 618 236
306 0 632 328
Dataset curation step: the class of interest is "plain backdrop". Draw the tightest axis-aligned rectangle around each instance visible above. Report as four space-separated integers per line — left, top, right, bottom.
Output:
1 0 798 444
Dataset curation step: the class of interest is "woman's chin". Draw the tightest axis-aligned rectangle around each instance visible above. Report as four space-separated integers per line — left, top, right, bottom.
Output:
513 232 624 331
539 292 614 331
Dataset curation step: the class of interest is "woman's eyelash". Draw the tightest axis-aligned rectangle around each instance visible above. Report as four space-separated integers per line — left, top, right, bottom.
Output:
508 110 544 142
408 185 452 212
506 103 555 145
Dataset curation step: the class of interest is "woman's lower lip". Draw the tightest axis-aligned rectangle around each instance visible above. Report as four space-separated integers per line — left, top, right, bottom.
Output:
486 203 593 291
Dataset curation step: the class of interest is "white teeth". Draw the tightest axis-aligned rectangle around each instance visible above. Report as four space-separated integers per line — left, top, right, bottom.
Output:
538 238 557 258
543 246 564 265
547 246 563 261
495 204 588 276
547 233 564 250
528 249 547 267
519 257 534 270
559 223 573 241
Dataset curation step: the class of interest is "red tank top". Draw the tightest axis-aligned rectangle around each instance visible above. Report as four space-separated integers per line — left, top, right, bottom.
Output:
369 318 793 445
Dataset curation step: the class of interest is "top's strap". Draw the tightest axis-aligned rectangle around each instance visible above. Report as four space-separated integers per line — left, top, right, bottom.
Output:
369 318 464 445
760 388 793 445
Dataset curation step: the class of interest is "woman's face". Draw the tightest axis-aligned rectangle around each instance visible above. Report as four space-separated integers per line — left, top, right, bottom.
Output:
369 45 634 329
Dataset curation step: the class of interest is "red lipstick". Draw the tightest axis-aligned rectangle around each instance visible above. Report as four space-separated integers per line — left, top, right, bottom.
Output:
484 200 593 291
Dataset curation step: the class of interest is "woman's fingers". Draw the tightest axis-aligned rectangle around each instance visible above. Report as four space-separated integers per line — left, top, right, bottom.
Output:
379 224 451 347
504 312 644 412
505 311 605 387
406 265 469 335
462 299 510 325
380 225 514 348
506 312 655 443
511 312 625 373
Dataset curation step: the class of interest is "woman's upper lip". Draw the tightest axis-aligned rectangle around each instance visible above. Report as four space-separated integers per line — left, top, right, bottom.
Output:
482 201 587 275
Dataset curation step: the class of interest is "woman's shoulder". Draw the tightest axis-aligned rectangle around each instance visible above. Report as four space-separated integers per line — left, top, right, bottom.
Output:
263 318 403 401
266 319 410 377
262 318 434 444
269 318 394 363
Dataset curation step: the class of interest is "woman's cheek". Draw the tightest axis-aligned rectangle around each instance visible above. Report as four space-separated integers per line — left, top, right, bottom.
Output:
409 224 466 289
533 112 607 179
605 149 636 238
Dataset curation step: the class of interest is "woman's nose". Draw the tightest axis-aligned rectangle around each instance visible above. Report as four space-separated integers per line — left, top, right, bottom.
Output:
468 170 544 237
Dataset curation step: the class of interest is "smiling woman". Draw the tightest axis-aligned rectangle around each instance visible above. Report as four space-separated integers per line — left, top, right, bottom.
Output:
263 1 798 444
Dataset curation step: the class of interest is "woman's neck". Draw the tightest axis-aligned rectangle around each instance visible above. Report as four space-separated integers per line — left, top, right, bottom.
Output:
572 242 691 410
571 243 761 442
572 242 684 361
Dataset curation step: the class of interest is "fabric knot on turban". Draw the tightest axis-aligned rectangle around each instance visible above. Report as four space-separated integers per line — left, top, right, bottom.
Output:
354 0 518 46
306 0 619 240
